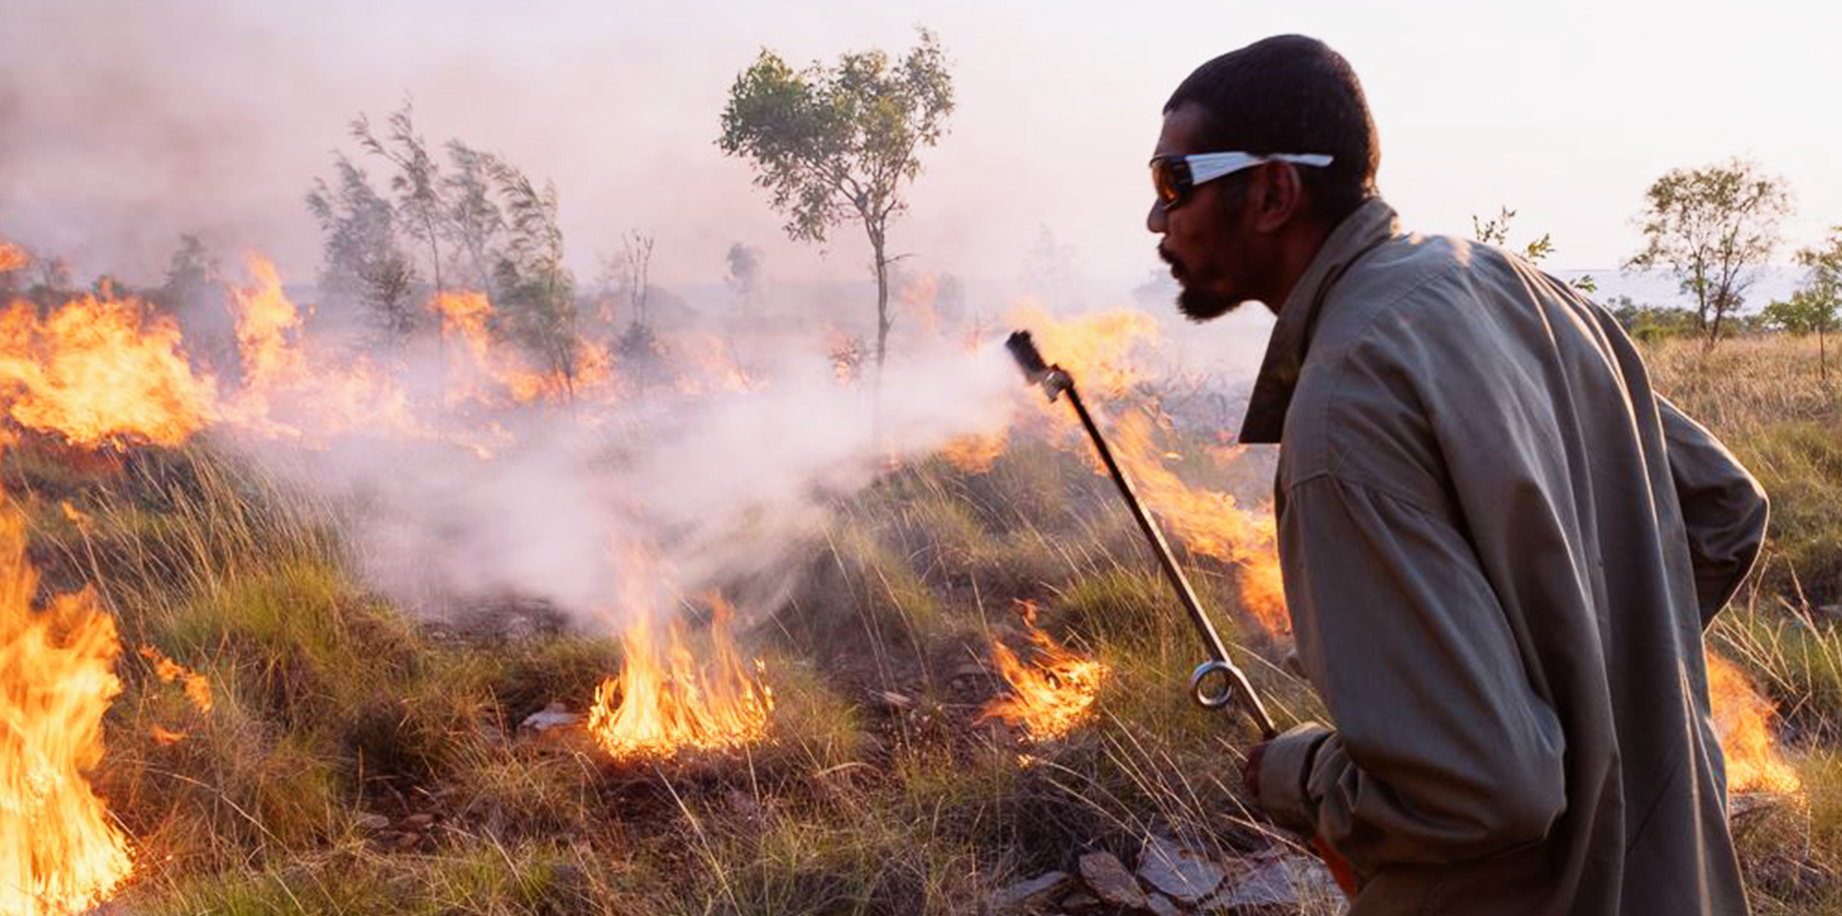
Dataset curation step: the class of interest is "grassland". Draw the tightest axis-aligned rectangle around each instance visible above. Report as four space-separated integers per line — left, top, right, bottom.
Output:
13 333 1842 915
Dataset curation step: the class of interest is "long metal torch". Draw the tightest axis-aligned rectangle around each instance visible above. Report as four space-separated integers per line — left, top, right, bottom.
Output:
1006 330 1276 740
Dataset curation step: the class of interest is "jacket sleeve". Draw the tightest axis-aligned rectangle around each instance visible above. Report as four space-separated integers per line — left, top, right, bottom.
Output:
1658 396 1769 625
1257 474 1567 871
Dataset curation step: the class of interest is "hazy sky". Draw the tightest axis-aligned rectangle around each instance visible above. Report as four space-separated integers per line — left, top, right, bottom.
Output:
2 0 1836 293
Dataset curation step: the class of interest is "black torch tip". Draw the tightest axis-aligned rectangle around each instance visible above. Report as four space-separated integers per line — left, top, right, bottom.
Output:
1005 330 1050 382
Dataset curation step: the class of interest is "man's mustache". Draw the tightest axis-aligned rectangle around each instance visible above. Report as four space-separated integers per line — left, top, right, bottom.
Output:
1157 245 1186 277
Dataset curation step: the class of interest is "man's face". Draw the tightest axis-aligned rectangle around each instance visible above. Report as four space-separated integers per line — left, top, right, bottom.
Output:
1147 103 1272 321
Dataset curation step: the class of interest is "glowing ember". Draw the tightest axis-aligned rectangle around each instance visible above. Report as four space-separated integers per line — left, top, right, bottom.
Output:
1706 652 1801 795
0 495 134 915
138 645 213 714
980 601 1106 741
0 294 216 448
587 594 774 760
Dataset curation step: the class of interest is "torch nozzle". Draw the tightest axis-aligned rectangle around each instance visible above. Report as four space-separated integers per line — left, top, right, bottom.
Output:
1005 330 1050 380
1006 330 1070 401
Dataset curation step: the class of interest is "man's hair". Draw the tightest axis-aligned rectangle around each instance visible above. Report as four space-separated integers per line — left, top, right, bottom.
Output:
1164 35 1379 224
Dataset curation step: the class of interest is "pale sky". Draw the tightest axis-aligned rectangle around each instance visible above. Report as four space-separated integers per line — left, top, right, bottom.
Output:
2 0 1836 294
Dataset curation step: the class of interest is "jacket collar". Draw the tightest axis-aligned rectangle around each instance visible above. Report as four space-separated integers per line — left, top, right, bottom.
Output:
1238 198 1401 444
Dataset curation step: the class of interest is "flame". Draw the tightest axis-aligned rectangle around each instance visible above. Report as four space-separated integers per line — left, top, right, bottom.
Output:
0 494 134 914
669 333 754 394
587 593 774 760
0 243 27 274
432 291 552 404
0 295 216 448
979 601 1106 741
1706 652 1801 795
940 430 1008 474
959 305 1288 636
222 256 423 442
137 645 212 714
1005 303 1160 398
901 273 943 339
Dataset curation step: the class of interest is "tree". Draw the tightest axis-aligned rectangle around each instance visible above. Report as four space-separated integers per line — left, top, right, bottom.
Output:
1762 225 1842 381
1627 158 1793 347
354 101 447 297
443 140 505 299
725 242 762 318
306 155 423 345
620 230 656 330
718 27 953 381
489 159 582 402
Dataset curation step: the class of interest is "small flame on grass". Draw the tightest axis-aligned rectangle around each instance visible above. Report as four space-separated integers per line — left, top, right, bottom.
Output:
980 601 1106 741
587 592 774 760
1706 652 1801 795
138 645 213 714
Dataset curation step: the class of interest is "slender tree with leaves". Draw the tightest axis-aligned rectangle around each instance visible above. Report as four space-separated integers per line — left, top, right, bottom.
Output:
306 155 422 344
443 140 505 299
489 160 581 402
354 102 447 298
1627 158 1793 347
718 28 953 381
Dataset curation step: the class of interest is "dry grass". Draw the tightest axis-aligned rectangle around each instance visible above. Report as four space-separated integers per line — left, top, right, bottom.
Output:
5 332 1836 914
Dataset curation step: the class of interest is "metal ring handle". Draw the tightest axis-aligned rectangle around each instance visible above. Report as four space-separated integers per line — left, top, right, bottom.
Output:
1189 659 1240 711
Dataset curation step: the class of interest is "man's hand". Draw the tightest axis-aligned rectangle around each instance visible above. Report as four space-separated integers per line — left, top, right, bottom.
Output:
1242 740 1358 898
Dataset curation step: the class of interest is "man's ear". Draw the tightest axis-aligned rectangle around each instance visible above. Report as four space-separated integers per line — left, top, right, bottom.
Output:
1252 162 1303 233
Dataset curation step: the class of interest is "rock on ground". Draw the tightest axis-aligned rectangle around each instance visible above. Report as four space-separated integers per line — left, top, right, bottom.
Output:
1078 851 1149 910
1137 834 1227 904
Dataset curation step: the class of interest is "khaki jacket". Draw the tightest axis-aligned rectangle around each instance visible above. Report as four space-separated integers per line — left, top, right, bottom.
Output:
1246 200 1766 915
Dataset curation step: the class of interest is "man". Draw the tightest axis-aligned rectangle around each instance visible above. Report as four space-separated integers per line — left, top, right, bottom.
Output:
1149 35 1768 915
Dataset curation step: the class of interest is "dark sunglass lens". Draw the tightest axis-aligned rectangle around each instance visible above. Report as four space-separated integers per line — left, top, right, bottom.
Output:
1151 159 1181 207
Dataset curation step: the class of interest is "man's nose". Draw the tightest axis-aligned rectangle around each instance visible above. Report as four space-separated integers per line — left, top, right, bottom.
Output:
1146 201 1167 234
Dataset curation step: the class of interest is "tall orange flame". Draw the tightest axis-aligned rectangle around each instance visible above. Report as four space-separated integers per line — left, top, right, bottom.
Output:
1706 652 1801 795
587 593 774 760
979 601 1106 741
1111 410 1288 635
0 494 134 914
222 256 423 442
0 295 216 448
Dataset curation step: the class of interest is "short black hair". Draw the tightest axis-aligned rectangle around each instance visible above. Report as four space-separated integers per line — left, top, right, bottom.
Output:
1164 35 1380 224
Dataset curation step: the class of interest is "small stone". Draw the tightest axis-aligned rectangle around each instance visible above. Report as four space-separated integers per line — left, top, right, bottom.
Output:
1137 834 1226 904
1201 854 1337 912
987 871 1074 914
520 702 582 733
1078 852 1148 910
356 813 390 833
1057 891 1101 912
393 831 421 851
1145 892 1182 916
402 813 435 831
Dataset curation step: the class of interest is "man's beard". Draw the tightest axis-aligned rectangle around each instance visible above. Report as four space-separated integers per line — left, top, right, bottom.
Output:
1176 283 1244 322
1161 246 1244 322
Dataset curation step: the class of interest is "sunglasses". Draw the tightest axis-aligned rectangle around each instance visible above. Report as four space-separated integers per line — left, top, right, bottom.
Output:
1149 152 1334 211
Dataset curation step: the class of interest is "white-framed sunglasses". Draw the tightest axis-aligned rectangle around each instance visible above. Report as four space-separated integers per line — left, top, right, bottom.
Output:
1149 152 1334 211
